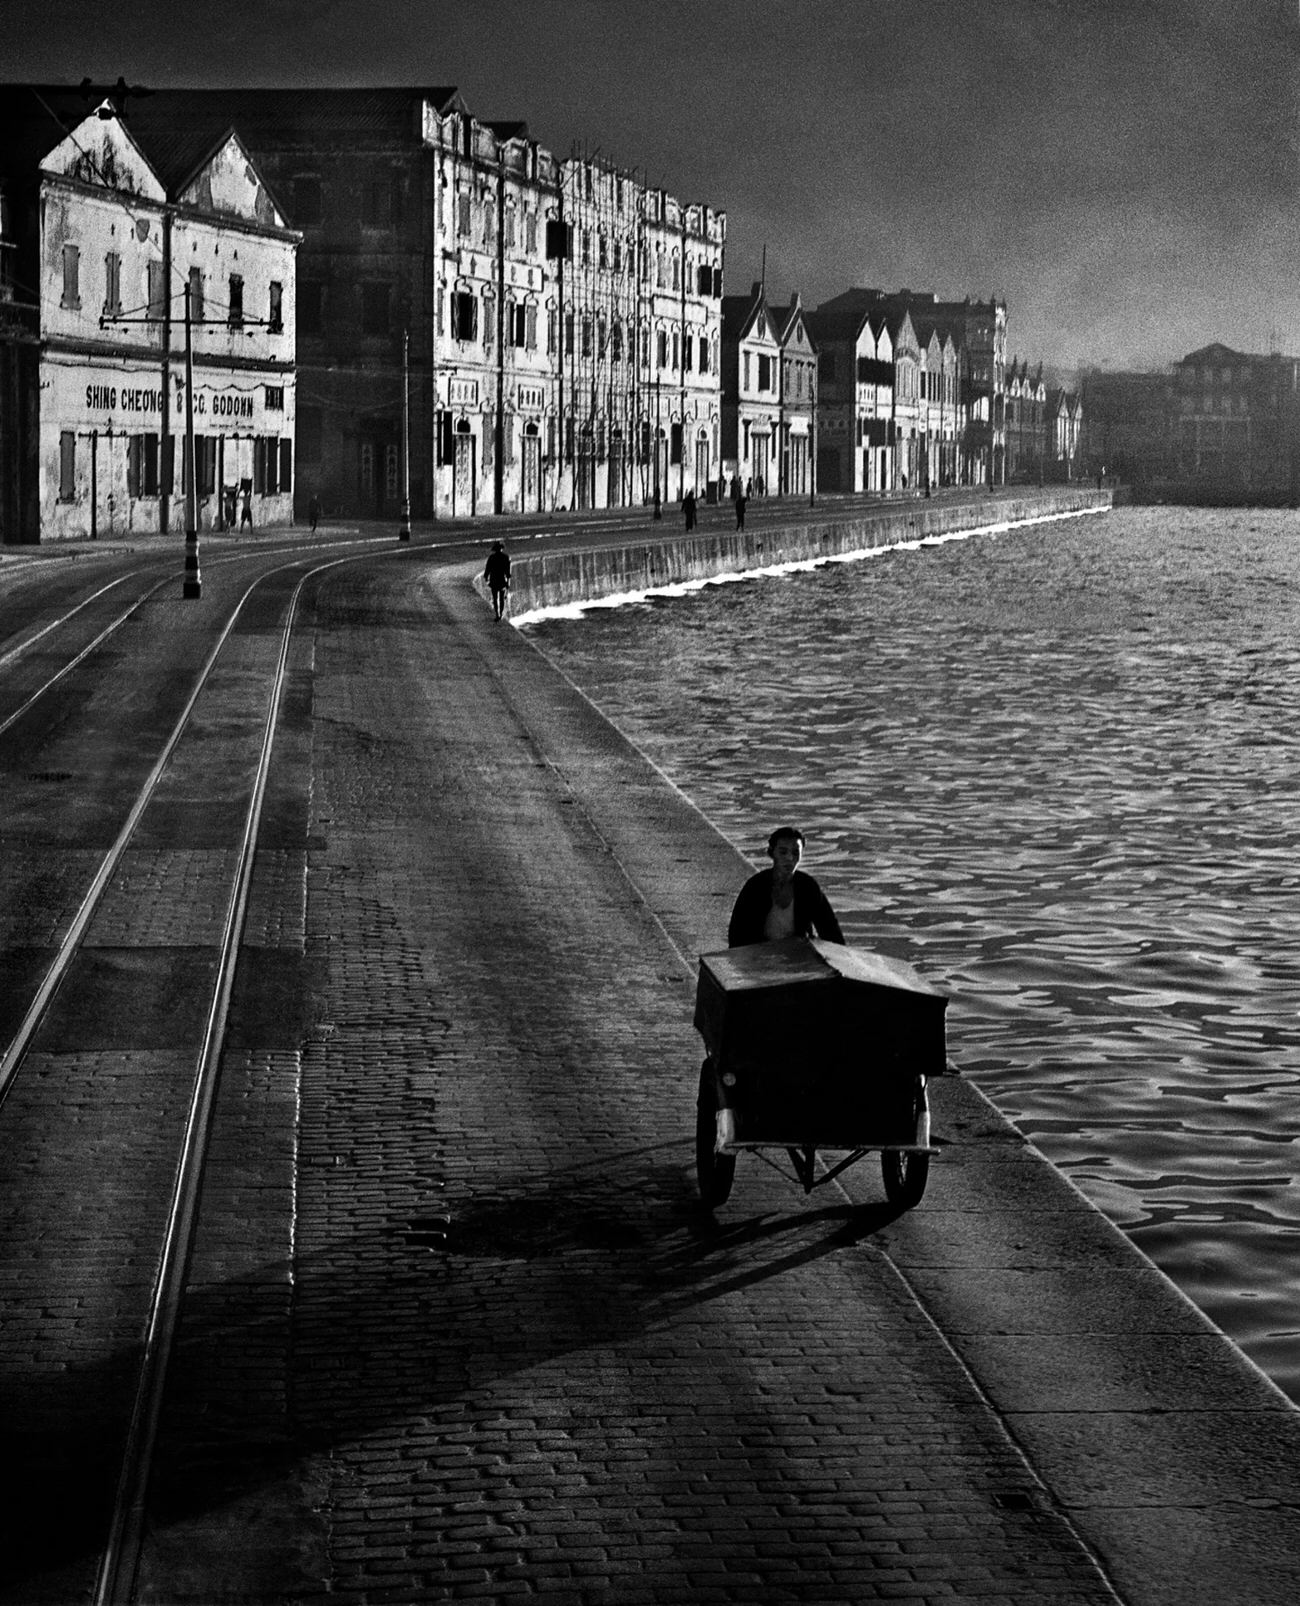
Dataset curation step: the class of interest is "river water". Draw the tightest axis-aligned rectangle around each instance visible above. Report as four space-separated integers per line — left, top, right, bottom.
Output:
520 505 1300 1401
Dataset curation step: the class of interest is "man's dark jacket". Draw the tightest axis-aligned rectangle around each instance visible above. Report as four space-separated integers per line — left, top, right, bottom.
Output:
727 869 845 948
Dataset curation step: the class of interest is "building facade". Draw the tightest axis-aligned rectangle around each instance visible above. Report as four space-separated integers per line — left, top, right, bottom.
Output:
720 284 785 497
1 90 297 542
1166 342 1300 498
123 88 723 522
771 293 816 497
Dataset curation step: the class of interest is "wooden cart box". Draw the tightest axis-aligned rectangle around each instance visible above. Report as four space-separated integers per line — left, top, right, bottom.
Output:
694 939 948 1146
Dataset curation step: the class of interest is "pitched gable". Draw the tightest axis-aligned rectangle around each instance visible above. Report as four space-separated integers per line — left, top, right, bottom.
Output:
176 130 286 228
40 108 165 203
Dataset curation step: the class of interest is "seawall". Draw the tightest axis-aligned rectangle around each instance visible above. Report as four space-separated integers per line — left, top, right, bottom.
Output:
504 486 1111 613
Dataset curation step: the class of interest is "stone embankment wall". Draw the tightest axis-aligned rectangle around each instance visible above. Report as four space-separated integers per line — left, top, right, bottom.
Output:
506 487 1112 613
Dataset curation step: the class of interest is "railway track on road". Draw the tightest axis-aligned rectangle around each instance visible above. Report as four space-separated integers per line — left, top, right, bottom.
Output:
0 538 411 1604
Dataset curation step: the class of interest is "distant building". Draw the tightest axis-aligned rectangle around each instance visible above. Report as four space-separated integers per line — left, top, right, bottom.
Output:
769 292 816 497
804 297 882 494
1166 342 1300 500
1004 359 1046 482
0 88 297 542
1046 387 1084 479
121 87 724 521
720 282 783 496
1076 367 1171 486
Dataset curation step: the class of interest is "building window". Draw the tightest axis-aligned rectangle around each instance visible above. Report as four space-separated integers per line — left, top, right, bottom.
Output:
127 433 160 498
684 334 693 373
61 244 81 310
268 281 283 333
292 176 322 225
188 266 204 324
452 290 478 342
265 385 284 411
361 282 390 336
525 211 537 254
672 252 680 291
743 352 751 389
103 250 122 319
299 280 323 335
672 331 679 370
228 274 244 328
598 233 607 270
510 303 527 348
363 171 401 228
582 317 592 358
698 334 708 375
657 329 668 370
59 431 76 499
613 238 622 274
611 321 622 363
564 311 574 355
525 302 538 351
147 259 166 321
670 421 682 465
758 354 772 391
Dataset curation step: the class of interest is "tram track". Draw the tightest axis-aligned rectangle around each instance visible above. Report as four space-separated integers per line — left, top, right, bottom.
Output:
0 539 413 1604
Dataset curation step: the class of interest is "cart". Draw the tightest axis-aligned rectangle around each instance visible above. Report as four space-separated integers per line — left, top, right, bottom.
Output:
693 938 950 1210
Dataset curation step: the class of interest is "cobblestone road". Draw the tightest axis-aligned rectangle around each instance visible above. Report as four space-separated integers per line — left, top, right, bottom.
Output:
137 556 1123 1604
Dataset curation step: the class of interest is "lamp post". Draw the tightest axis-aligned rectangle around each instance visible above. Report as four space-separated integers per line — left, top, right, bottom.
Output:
399 328 411 542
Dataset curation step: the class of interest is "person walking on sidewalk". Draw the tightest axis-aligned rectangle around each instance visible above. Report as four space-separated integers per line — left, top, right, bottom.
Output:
735 486 747 530
308 492 321 533
727 826 845 947
683 488 697 531
484 540 512 621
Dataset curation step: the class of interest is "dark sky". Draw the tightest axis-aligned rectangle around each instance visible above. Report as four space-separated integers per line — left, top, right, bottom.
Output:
7 0 1300 372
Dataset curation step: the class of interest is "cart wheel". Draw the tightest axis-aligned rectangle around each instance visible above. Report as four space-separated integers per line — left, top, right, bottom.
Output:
881 1147 929 1209
696 1059 736 1208
881 1083 931 1209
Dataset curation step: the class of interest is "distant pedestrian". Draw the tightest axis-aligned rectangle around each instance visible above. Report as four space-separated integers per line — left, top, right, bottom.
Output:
308 492 321 533
683 489 697 531
484 540 511 621
735 487 747 530
745 477 753 499
239 486 253 530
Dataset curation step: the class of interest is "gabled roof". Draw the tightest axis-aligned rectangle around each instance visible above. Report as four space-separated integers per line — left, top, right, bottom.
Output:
721 284 778 347
805 299 872 346
769 293 817 355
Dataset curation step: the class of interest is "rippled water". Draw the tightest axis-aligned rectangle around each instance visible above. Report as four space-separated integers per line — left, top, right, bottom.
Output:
523 506 1300 1400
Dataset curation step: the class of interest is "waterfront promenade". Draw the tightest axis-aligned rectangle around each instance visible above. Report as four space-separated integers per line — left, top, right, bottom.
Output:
4 491 1300 1604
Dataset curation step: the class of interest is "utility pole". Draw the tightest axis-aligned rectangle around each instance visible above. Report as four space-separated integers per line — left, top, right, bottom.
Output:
181 278 200 598
399 328 411 541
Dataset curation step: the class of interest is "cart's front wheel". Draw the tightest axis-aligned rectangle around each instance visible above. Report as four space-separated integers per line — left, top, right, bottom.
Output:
696 1059 736 1208
881 1082 931 1209
881 1146 929 1209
